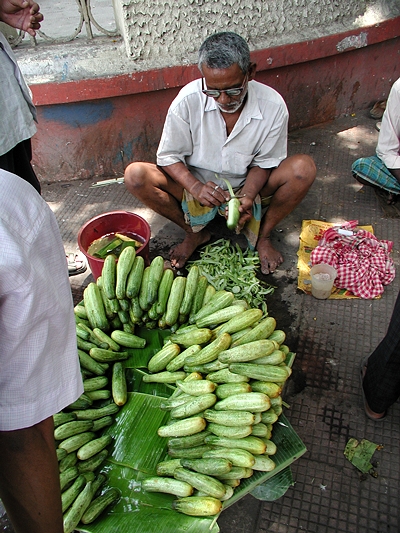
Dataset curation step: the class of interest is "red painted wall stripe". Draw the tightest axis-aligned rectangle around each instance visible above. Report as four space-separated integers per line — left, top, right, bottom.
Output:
31 17 400 107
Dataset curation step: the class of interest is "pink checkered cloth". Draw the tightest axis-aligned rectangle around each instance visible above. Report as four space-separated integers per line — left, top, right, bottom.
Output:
310 220 395 299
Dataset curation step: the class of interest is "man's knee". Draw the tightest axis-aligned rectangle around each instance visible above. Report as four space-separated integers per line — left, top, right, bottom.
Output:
124 162 148 189
291 154 317 187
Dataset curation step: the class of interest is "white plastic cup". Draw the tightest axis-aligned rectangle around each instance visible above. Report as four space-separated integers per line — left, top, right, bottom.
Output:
309 263 337 300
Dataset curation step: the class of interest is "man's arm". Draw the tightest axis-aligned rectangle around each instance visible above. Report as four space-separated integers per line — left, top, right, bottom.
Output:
0 0 43 36
0 416 64 533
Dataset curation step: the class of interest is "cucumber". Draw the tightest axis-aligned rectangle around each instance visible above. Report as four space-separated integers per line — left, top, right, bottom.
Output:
110 329 146 349
54 412 77 428
207 422 253 439
203 408 255 427
166 344 202 373
61 474 86 512
215 382 252 399
231 316 277 348
247 381 282 398
217 308 263 335
67 394 93 410
206 367 250 384
190 290 234 325
218 339 277 364
83 376 109 392
165 276 187 327
158 416 206 438
126 255 145 299
183 333 231 366
215 466 253 480
167 430 211 450
179 265 200 317
148 343 181 373
195 305 245 329
77 434 113 461
138 266 151 311
59 466 80 491
268 329 286 345
102 254 117 300
146 255 165 308
83 283 109 331
80 488 121 524
77 349 108 376
172 496 222 517
112 362 127 406
252 349 286 366
73 403 120 420
174 467 226 499
91 415 114 432
92 328 121 352
176 379 216 396
170 393 217 419
54 420 94 441
205 435 267 455
58 432 96 454
63 481 94 533
142 371 186 383
188 275 208 322
168 445 213 459
156 459 183 477
155 268 175 315
228 363 289 383
214 391 271 412
170 328 213 348
77 449 109 473
89 347 129 363
202 447 255 468
142 477 193 497
115 246 136 300
251 455 276 472
85 390 112 402
180 458 232 476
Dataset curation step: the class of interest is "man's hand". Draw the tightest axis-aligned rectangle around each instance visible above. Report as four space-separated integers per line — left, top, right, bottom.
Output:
235 195 254 231
0 0 43 36
190 180 230 207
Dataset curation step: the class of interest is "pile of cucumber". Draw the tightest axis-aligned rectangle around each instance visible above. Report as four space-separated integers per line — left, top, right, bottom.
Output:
59 247 294 526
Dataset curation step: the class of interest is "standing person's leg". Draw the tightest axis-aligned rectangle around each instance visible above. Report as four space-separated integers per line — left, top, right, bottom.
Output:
257 154 316 274
0 140 41 194
0 416 64 533
362 291 400 417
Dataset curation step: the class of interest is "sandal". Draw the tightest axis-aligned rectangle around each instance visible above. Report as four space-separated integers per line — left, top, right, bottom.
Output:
359 356 386 421
67 252 87 276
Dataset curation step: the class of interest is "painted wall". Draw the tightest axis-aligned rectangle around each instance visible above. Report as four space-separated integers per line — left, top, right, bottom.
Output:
27 16 400 183
112 0 400 65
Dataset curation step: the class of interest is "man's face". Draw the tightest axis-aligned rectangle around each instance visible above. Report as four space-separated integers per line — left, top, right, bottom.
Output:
202 63 249 114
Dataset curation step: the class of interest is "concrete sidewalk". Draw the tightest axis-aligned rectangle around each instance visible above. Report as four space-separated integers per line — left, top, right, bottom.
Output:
2 112 399 533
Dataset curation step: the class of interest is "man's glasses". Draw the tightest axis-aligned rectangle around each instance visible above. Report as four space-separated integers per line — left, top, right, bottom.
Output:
202 73 248 98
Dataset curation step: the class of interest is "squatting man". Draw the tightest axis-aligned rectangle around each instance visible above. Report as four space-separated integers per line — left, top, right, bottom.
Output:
124 31 316 274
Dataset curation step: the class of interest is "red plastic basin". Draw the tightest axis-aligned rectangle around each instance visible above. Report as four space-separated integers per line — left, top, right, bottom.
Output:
77 210 151 280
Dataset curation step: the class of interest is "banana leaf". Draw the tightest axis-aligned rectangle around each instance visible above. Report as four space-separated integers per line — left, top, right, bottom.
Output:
77 328 306 533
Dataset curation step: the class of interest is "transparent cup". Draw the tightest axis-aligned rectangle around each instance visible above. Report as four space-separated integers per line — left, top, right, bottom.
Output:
309 263 337 300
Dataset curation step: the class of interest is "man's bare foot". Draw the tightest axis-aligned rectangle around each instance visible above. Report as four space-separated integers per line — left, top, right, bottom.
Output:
257 236 283 274
170 229 211 269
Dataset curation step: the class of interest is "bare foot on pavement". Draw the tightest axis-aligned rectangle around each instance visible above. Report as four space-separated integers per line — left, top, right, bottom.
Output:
170 229 211 269
257 236 283 274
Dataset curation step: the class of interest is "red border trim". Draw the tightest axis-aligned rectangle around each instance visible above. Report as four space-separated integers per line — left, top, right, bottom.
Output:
31 17 400 106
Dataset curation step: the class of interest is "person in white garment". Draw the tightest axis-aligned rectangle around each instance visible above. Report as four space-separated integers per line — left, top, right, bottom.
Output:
0 0 87 274
0 168 84 533
352 77 400 205
124 31 316 274
0 0 43 193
